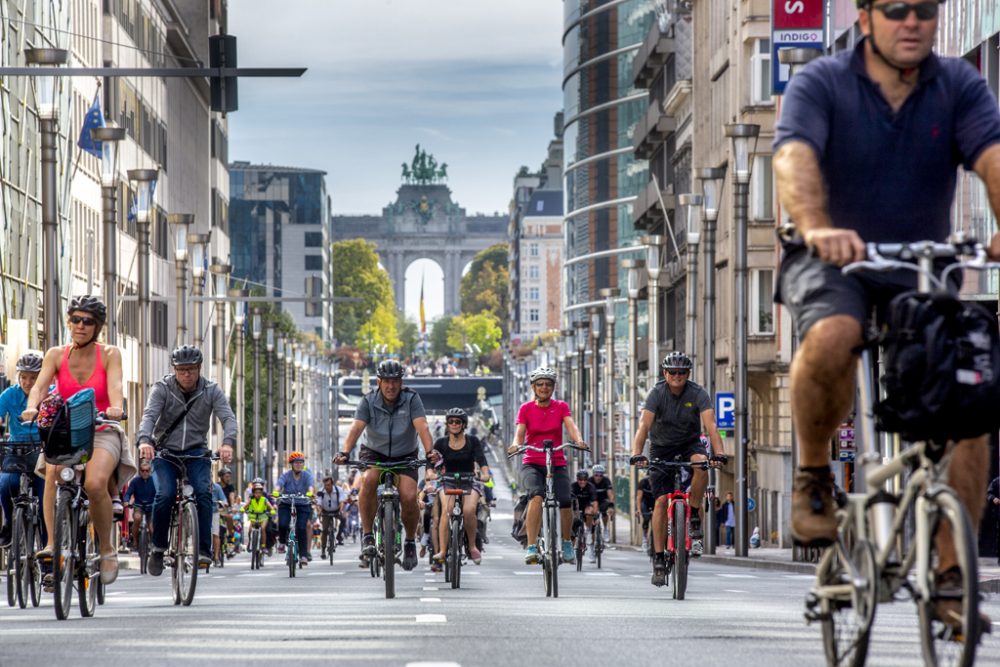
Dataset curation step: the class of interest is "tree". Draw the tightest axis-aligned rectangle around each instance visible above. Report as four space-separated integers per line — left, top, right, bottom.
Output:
397 311 419 358
459 243 510 335
446 311 502 358
332 239 396 345
430 315 454 357
355 302 401 355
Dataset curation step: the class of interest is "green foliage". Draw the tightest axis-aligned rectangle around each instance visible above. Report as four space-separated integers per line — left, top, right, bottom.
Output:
332 239 395 345
430 315 454 357
397 312 419 358
459 243 510 335
446 311 502 357
355 302 401 353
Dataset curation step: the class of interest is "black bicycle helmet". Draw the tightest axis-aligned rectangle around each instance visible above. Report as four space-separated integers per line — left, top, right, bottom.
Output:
67 294 107 324
171 344 203 366
528 366 557 384
376 359 404 379
15 352 43 373
661 351 693 372
445 407 468 427
576 469 589 480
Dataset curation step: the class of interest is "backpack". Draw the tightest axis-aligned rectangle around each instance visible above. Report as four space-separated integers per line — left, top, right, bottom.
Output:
876 291 1000 443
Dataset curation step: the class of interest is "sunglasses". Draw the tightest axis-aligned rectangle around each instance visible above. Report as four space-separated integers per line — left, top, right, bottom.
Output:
174 366 200 375
69 315 98 327
139 469 151 474
872 1 939 21
665 369 690 377
533 381 555 388
447 419 464 425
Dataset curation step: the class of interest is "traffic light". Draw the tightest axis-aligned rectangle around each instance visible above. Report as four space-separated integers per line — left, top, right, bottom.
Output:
209 34 238 113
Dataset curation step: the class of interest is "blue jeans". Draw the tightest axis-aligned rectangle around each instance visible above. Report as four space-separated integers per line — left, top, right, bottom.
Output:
151 451 213 558
725 525 734 547
0 472 46 542
278 501 312 559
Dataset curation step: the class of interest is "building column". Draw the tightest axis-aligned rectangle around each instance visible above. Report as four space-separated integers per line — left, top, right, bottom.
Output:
387 250 405 311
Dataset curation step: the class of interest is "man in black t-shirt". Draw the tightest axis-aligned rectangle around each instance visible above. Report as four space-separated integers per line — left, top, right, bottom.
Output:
588 464 615 543
570 470 598 535
630 352 725 586
635 475 654 552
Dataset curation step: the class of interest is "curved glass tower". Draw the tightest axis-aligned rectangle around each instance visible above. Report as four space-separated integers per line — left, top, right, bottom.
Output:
562 0 654 314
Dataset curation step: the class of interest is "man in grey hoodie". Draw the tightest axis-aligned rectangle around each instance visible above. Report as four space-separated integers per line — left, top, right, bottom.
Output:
136 345 237 575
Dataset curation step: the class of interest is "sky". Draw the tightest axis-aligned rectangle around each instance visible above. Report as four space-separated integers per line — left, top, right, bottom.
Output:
229 0 564 320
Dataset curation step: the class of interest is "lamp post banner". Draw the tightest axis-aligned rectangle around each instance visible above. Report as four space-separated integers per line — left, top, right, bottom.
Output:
771 0 826 95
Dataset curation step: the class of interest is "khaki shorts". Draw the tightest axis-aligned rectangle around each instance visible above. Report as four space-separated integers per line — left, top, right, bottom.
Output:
36 425 137 489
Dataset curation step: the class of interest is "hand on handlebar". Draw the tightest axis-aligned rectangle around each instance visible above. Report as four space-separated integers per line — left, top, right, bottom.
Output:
803 228 865 267
629 455 648 468
506 444 520 456
333 451 350 466
138 442 156 462
710 453 728 467
426 449 442 464
20 408 38 423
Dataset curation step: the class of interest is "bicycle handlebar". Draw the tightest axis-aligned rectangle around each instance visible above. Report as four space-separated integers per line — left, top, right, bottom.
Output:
841 239 1000 290
348 458 424 471
507 440 588 459
645 458 710 470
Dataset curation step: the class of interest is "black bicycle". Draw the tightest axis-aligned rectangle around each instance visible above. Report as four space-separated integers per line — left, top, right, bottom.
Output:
351 458 423 599
51 453 101 619
320 509 340 565
155 449 218 606
508 440 587 598
132 503 152 575
440 472 477 589
245 511 269 570
1 440 43 609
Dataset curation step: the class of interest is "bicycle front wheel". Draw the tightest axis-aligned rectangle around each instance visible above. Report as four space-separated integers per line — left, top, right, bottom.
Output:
816 517 877 667
27 518 42 608
917 487 980 667
78 510 98 618
382 501 396 599
547 504 559 598
450 518 462 589
672 502 688 601
53 489 76 620
175 501 199 606
12 507 27 609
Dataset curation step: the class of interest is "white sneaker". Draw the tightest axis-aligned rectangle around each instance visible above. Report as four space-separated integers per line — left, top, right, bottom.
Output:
588 548 597 563
691 540 704 558
602 527 610 542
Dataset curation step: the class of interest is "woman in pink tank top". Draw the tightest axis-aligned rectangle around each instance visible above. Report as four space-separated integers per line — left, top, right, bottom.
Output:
21 295 136 586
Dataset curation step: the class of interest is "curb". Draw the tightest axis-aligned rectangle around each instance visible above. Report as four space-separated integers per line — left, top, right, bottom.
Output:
696 554 817 575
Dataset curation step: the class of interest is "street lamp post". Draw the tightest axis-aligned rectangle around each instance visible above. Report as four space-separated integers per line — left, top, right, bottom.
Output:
91 125 125 347
26 47 69 350
678 194 703 367
599 288 618 543
189 234 210 349
210 263 232 451
230 289 249 491
724 122 760 558
588 306 601 468
640 235 664 382
621 258 644 545
168 214 194 346
128 168 159 412
266 324 275 484
574 320 589 466
251 308 262 481
276 336 286 469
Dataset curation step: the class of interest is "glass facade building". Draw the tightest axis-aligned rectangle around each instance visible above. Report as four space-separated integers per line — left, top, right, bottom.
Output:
562 0 655 310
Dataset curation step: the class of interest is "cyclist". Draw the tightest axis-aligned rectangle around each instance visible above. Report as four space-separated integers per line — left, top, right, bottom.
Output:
316 474 346 557
773 0 1000 628
22 295 136 585
218 467 237 542
432 407 489 565
417 466 440 562
629 352 726 586
570 469 598 556
0 352 45 548
212 480 228 564
635 473 655 552
333 359 440 571
123 462 155 551
505 366 587 565
135 344 236 576
589 463 615 542
273 451 315 566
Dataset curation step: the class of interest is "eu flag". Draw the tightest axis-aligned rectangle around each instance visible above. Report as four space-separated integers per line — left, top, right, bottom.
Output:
77 94 105 158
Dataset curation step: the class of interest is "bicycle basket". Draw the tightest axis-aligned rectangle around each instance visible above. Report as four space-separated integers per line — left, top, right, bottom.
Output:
0 441 42 474
41 388 97 466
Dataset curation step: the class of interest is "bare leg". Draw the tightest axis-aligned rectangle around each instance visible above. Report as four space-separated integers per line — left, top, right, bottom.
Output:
560 507 573 540
42 464 59 550
398 475 419 540
358 470 378 533
652 496 669 552
463 493 479 549
936 436 990 572
82 449 117 557
525 496 542 546
791 316 861 467
437 494 454 555
689 455 709 507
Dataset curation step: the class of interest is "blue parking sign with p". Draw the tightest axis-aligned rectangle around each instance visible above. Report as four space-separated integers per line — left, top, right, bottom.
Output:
716 392 735 430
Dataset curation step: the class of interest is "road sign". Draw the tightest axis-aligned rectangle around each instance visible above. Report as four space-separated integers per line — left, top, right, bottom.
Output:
772 0 826 95
716 392 735 430
747 497 756 513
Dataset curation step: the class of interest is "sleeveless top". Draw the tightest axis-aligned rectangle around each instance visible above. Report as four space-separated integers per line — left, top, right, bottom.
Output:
57 344 111 414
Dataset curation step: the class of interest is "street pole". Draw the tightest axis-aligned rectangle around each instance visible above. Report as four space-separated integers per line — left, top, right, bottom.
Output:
574 321 588 467
92 126 125 348
266 326 275 483
190 235 209 350
26 48 68 350
276 337 286 479
230 289 248 492
588 307 601 469
697 167 726 555
168 214 194 346
128 169 158 413
252 310 262 480
210 263 232 451
640 236 664 382
725 123 760 558
622 259 644 545
600 288 618 543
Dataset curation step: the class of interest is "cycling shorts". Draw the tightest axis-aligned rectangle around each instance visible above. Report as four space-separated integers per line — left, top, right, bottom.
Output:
521 464 571 509
359 447 419 482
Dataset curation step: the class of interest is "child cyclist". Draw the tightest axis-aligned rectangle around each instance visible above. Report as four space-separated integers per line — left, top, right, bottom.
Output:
241 482 276 548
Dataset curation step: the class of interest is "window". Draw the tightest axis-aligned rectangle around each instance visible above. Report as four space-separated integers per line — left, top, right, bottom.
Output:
528 265 540 280
529 243 539 257
528 287 540 301
305 255 323 271
528 308 540 323
751 269 775 335
751 155 774 221
751 39 773 105
304 232 323 247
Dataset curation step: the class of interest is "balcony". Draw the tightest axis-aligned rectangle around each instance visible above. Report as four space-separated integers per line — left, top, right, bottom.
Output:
632 179 675 231
633 24 674 89
633 100 676 160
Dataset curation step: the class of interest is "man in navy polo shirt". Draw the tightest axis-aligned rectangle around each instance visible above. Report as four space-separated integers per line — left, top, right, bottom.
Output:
774 0 1000 628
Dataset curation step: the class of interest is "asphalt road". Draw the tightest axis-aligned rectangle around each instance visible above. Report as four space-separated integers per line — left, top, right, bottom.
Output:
3 493 1000 666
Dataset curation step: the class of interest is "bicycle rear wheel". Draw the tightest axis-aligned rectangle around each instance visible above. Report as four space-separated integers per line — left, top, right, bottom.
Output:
816 518 877 667
5 544 14 607
78 510 98 618
672 502 688 600
917 488 980 667
53 489 76 620
175 501 199 606
595 529 603 569
382 501 396 599
547 504 559 598
13 508 27 609
575 524 585 572
27 519 42 607
450 518 462 589
138 519 149 575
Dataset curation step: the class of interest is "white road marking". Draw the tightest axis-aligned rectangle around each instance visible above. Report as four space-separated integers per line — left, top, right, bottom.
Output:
406 663 461 667
420 597 441 602
415 614 447 623
724 589 749 593
513 570 543 575
423 586 440 591
717 573 758 578
583 572 620 576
